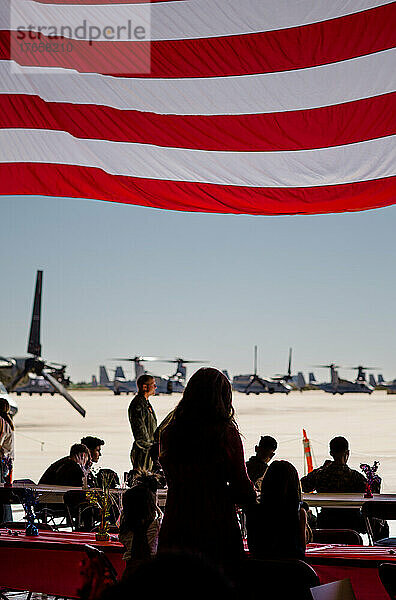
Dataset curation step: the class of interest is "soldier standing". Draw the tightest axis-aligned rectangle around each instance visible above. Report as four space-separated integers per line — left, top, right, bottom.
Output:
128 375 157 470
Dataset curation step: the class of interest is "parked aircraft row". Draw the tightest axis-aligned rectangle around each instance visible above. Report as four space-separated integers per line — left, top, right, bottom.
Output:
2 271 396 421
98 356 204 396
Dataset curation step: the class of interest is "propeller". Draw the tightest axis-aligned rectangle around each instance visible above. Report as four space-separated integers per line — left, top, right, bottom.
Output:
6 270 86 417
273 348 293 381
313 364 341 369
110 356 164 362
349 365 380 383
42 371 86 417
349 365 380 371
162 358 208 364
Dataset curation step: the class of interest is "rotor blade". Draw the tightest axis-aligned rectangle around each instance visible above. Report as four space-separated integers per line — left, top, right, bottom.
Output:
162 359 208 364
288 348 292 377
180 360 208 364
350 366 380 370
27 270 43 357
110 356 163 362
42 372 86 417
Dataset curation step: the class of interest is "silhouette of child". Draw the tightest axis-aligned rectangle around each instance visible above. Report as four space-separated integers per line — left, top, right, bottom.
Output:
119 470 162 576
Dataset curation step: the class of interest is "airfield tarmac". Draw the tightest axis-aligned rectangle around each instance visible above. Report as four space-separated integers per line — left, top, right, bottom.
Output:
12 389 396 492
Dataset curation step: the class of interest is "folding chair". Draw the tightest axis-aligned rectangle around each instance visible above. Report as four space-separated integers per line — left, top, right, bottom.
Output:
379 563 396 600
312 528 363 545
361 501 395 545
78 544 118 599
35 502 72 530
235 558 320 600
0 487 30 526
63 490 99 532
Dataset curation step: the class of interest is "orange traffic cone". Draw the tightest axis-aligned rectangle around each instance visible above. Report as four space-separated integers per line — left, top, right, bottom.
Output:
302 428 314 474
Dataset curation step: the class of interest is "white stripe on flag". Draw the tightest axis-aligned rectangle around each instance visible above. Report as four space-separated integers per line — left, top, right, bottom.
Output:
2 49 395 115
0 129 394 187
3 0 393 40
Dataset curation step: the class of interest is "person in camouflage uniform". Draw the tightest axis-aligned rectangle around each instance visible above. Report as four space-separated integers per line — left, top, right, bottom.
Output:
301 436 388 539
128 375 157 470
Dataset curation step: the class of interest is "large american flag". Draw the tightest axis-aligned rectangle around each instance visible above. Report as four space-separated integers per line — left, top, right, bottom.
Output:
0 0 395 215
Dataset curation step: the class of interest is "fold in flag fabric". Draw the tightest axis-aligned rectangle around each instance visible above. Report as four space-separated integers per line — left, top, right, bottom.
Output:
0 0 395 215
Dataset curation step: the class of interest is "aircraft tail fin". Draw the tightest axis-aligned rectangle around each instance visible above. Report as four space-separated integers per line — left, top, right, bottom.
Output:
309 372 316 384
297 372 306 389
369 374 376 387
27 270 43 356
378 374 385 384
115 366 126 379
99 366 110 385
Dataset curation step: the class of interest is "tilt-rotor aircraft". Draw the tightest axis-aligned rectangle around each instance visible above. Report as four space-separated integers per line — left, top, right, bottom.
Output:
309 364 375 395
0 271 86 417
108 356 206 395
372 373 396 394
232 346 292 395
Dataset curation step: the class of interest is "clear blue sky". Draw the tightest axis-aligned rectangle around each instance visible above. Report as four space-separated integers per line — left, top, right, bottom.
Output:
1 195 395 383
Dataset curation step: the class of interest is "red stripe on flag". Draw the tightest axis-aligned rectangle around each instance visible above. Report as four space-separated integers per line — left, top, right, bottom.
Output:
2 4 395 77
1 93 394 151
1 163 395 215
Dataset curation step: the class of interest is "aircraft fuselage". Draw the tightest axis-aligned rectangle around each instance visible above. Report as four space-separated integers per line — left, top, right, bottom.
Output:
232 375 292 394
318 382 374 394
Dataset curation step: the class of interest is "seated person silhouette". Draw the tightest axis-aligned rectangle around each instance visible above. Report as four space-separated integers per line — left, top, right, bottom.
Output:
119 469 162 577
246 435 277 490
39 443 90 487
39 444 97 531
246 460 309 560
301 436 388 540
80 436 105 486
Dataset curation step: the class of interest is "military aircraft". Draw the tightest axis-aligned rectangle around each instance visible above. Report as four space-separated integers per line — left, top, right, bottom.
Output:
13 362 70 396
371 373 396 394
288 372 308 391
309 364 375 394
232 346 292 395
98 364 136 395
13 374 55 396
272 348 307 391
0 271 86 417
108 356 206 395
161 358 206 393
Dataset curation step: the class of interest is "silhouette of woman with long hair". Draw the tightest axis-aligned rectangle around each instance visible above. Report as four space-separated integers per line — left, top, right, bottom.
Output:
158 368 255 566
